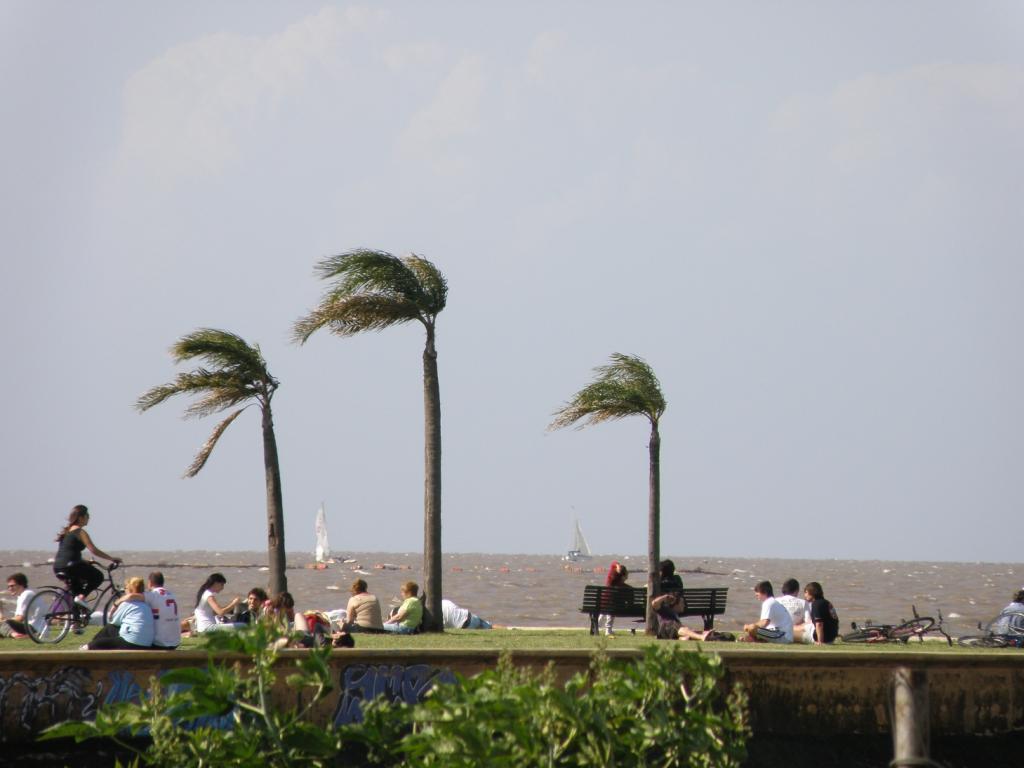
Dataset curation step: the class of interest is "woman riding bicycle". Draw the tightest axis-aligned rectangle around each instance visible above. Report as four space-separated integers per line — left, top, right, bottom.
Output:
53 505 122 605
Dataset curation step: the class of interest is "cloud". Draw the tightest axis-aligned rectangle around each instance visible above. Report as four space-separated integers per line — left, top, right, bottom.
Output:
772 62 1024 176
397 54 486 177
114 6 383 185
524 29 568 82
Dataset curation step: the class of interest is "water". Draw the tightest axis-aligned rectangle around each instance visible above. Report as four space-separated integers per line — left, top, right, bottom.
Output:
0 550 1019 637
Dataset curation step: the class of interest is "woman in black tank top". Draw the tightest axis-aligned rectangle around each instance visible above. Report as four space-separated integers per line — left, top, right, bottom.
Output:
53 505 122 601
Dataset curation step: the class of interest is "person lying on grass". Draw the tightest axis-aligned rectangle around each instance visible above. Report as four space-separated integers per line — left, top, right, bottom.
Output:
651 593 734 641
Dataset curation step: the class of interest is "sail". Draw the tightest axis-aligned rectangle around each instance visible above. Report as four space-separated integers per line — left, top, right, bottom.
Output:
314 504 330 563
572 519 591 557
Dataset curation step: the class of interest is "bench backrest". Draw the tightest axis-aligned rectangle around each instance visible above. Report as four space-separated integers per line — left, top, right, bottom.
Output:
581 585 729 616
673 587 728 616
581 585 647 613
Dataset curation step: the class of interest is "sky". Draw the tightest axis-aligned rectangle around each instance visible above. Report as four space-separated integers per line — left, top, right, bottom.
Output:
2 2 1022 562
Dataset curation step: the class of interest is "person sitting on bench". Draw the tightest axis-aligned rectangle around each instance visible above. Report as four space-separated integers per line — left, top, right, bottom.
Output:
600 561 629 637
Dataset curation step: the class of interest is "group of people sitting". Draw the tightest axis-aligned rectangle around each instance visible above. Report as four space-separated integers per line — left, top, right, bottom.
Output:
607 564 841 645
653 575 840 645
1 562 497 651
738 579 840 645
186 573 495 641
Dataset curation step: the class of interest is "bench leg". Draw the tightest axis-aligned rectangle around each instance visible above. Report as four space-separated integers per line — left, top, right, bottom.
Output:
590 613 599 636
702 615 714 632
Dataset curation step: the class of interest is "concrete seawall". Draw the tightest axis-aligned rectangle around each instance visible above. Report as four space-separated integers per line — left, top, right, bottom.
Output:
1 648 1022 745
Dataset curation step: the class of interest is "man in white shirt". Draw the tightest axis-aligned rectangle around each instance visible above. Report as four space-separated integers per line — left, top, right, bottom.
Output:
776 578 809 642
441 598 494 630
0 573 37 639
742 580 794 643
145 572 181 649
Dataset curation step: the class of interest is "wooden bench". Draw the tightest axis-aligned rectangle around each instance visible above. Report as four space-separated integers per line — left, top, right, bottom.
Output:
580 585 729 635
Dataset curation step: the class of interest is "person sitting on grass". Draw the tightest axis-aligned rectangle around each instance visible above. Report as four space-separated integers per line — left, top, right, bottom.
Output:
342 579 384 632
741 580 793 644
382 581 423 634
990 589 1024 636
262 592 334 648
237 587 269 625
193 573 245 633
776 578 808 641
651 592 733 641
86 576 154 650
145 571 181 650
0 573 37 639
797 581 839 645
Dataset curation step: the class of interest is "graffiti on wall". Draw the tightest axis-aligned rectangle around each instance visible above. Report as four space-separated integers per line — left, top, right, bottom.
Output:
104 668 233 732
1 661 459 738
0 667 101 739
333 663 456 725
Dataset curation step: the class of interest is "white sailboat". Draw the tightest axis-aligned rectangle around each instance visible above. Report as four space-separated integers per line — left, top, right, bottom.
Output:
312 503 331 569
563 519 593 562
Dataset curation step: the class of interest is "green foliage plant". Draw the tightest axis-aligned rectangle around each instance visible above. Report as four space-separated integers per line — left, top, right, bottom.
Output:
350 643 748 767
41 622 340 768
42 629 747 767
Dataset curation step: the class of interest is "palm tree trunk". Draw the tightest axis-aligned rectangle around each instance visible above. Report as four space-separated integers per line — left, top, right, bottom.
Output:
646 422 661 634
262 404 288 596
421 323 443 631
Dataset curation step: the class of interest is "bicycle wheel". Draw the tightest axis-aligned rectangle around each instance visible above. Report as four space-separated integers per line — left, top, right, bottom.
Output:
958 635 1009 648
26 588 74 644
841 628 886 644
890 617 936 642
102 590 124 626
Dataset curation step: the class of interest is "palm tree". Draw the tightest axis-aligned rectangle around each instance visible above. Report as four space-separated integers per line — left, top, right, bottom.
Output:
137 329 288 596
293 249 448 631
550 353 667 633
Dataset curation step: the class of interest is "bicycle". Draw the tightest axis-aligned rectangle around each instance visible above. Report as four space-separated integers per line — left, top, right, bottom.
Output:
841 604 952 646
25 561 124 644
957 610 1024 648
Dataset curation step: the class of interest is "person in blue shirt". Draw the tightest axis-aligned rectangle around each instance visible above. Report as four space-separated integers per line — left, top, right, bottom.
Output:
990 589 1024 636
85 576 155 650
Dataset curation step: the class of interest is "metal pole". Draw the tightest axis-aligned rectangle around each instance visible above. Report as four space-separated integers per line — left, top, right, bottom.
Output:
891 666 930 767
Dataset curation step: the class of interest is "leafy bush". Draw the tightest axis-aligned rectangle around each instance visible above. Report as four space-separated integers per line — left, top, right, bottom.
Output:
42 628 748 767
351 644 748 767
42 622 341 768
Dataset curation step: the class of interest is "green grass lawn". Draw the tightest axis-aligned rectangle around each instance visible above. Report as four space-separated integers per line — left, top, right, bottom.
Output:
4 626 1021 654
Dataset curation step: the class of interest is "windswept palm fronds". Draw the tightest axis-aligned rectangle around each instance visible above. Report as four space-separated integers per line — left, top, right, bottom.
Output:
550 353 665 430
137 328 288 595
294 249 448 631
551 353 667 633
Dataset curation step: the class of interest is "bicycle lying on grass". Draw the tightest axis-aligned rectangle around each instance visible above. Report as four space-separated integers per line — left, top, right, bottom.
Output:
957 610 1024 648
25 562 124 644
841 604 952 646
